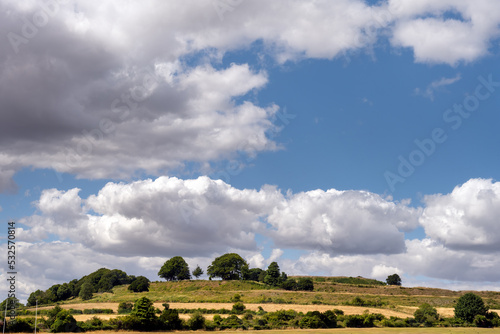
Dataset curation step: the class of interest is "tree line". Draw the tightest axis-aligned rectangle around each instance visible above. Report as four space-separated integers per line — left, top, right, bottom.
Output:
158 253 314 291
27 253 313 306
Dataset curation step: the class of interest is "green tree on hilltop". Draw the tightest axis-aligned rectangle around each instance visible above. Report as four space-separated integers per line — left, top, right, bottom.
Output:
207 253 247 280
158 256 191 281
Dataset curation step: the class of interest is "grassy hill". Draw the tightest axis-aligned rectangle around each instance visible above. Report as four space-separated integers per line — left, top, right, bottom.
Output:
44 276 500 310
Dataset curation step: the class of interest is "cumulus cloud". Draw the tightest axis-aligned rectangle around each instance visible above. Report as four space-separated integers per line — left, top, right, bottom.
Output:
389 0 500 65
267 189 420 255
21 176 282 257
420 178 500 251
20 177 421 259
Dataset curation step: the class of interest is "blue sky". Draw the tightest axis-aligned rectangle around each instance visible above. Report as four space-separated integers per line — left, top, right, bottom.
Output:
1 0 500 302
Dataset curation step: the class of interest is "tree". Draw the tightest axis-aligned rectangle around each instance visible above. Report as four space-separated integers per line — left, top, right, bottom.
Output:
158 256 191 281
159 304 183 330
414 303 438 326
281 278 298 291
386 273 402 286
297 277 314 291
79 282 93 300
192 265 204 279
244 268 264 281
207 253 247 280
454 293 488 323
128 276 150 292
131 297 158 330
187 312 205 330
264 262 281 286
57 283 72 301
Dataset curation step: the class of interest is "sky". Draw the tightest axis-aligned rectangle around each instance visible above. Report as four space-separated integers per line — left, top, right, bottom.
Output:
1 0 500 303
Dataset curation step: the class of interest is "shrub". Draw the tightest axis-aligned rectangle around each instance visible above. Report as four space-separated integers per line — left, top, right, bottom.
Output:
281 278 297 291
187 312 205 330
414 303 438 326
231 301 246 314
118 302 133 314
296 277 314 291
474 314 492 328
6 318 34 332
159 304 183 330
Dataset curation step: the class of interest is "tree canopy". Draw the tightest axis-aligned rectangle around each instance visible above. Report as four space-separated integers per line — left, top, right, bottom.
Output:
192 265 204 279
128 276 150 292
386 273 402 286
207 253 247 280
454 293 488 323
158 256 191 281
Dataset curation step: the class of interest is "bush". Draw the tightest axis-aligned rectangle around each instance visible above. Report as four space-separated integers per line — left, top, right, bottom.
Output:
296 277 314 291
159 305 183 330
414 303 438 326
128 276 150 292
83 308 113 314
281 278 298 291
474 314 492 328
118 302 133 314
231 301 246 314
187 312 205 330
455 293 488 323
6 318 34 332
220 314 244 329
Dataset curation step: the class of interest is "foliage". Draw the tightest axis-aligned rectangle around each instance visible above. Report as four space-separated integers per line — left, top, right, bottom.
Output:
82 308 113 314
118 301 134 314
264 262 281 286
187 311 205 330
281 278 298 291
297 277 314 291
128 275 150 292
159 303 183 330
386 273 402 286
343 312 384 328
130 296 158 330
454 292 488 323
231 301 246 314
207 253 247 280
414 303 438 326
192 265 204 279
6 318 34 333
27 268 134 306
329 276 386 285
244 268 265 281
158 256 191 281
49 308 80 333
79 282 93 300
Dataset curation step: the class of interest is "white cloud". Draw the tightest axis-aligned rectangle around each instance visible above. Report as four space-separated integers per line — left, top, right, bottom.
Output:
389 0 500 65
20 176 421 259
415 74 461 100
267 189 420 255
420 178 500 251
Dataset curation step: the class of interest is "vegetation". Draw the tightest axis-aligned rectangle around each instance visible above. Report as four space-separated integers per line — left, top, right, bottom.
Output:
455 292 488 323
207 253 248 280
386 273 402 286
192 265 204 279
27 268 134 306
158 256 191 281
414 303 439 326
128 275 150 292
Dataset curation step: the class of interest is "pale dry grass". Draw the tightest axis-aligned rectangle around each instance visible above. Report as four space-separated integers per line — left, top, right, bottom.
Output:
29 302 500 321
